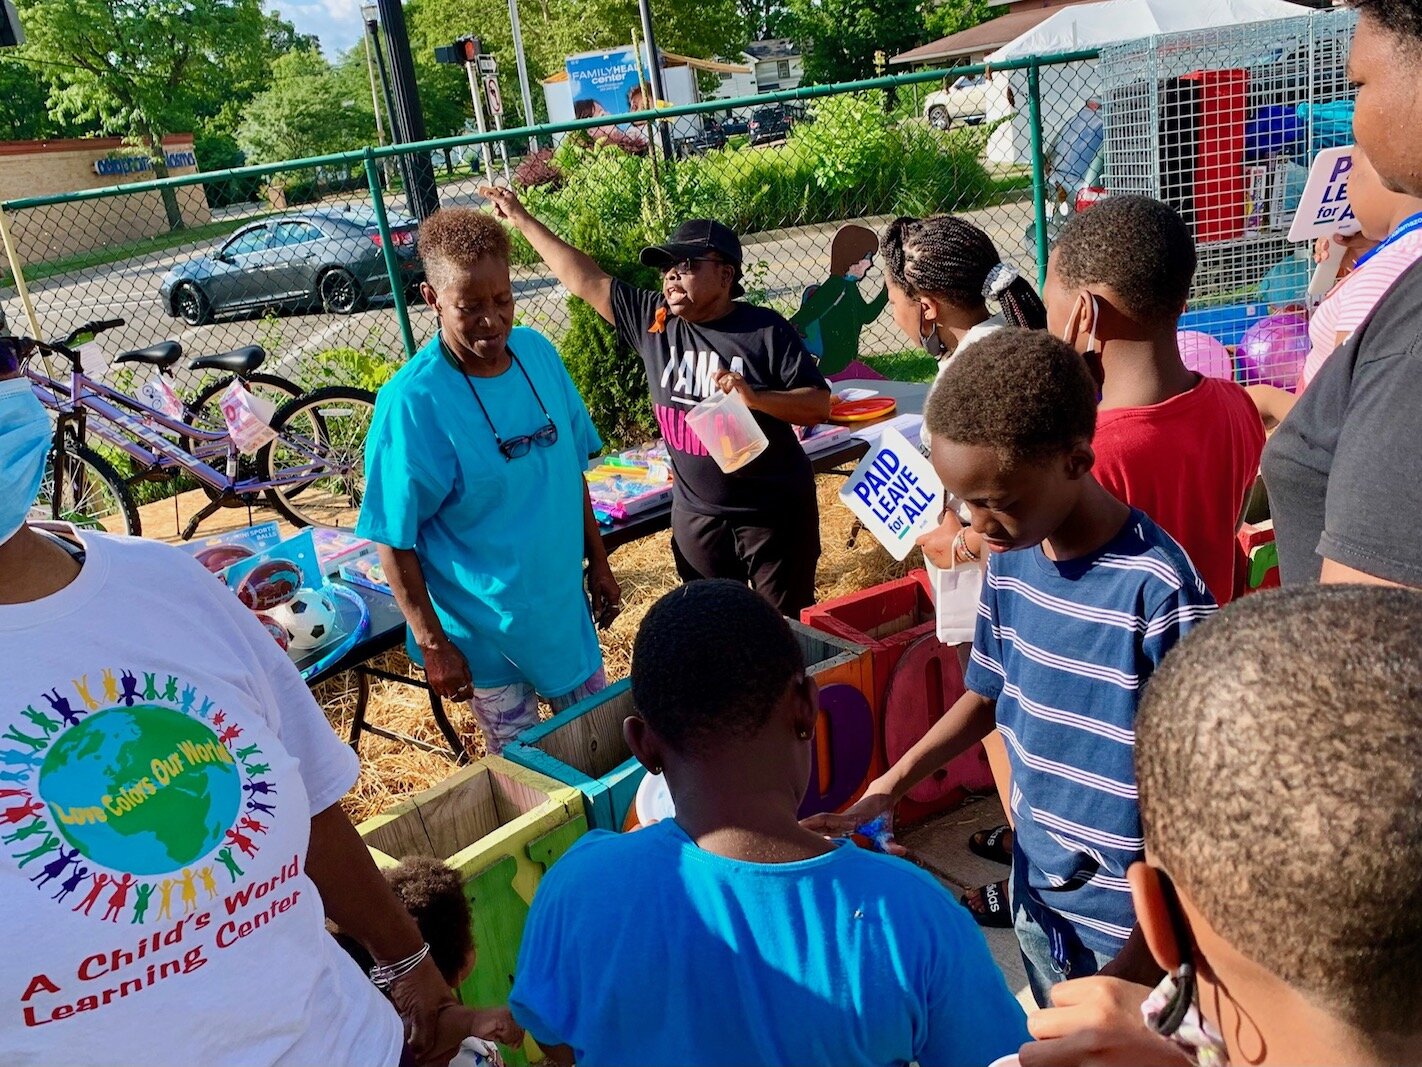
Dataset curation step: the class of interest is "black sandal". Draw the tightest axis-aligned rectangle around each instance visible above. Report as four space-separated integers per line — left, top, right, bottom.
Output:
961 879 1013 929
968 824 1013 865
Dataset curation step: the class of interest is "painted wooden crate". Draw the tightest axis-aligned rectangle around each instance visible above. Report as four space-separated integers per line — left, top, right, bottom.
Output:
505 621 875 831
358 756 587 1066
802 570 993 825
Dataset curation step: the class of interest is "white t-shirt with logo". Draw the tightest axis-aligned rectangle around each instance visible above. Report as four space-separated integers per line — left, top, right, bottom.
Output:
0 531 402 1066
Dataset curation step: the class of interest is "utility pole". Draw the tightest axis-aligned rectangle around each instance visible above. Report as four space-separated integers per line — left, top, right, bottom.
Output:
373 0 440 219
636 0 675 161
507 0 538 152
463 54 496 183
360 5 390 188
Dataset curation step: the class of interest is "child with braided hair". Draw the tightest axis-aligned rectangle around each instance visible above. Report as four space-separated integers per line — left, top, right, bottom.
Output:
881 215 1049 931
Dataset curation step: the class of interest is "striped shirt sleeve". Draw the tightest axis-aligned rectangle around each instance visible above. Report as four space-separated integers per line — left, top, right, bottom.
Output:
1141 578 1217 670
964 558 1005 700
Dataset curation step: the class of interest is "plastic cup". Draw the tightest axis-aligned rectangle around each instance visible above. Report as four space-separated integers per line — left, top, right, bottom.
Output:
685 388 768 473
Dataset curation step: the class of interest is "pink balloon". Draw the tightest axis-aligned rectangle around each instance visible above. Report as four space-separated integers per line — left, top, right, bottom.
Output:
1236 311 1309 391
1176 330 1234 381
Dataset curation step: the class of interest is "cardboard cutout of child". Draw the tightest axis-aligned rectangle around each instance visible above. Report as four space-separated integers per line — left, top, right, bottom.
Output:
791 224 888 380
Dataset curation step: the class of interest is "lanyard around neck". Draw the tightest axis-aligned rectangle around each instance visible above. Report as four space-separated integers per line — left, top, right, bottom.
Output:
1353 210 1422 271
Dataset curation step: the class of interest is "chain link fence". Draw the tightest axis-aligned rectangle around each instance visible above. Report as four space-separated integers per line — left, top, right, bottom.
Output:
0 11 1356 448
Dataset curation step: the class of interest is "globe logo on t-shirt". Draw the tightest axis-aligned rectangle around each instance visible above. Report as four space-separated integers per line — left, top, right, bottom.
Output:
37 704 241 875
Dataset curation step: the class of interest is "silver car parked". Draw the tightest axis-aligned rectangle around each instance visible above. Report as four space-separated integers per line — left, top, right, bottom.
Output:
159 207 423 326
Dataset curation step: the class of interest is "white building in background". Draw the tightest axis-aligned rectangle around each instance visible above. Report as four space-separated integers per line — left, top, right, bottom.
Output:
708 39 805 106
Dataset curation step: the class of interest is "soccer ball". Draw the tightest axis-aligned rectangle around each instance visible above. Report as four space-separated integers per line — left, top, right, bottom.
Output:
269 588 340 651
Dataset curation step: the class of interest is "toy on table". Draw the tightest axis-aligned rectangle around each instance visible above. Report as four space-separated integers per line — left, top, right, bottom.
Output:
829 397 896 424
310 527 377 576
270 588 340 651
195 526 369 673
181 521 281 578
587 442 676 524
340 554 391 593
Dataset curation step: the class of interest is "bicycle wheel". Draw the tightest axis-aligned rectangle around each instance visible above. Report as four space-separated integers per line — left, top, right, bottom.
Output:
182 373 304 504
36 441 142 536
259 386 375 530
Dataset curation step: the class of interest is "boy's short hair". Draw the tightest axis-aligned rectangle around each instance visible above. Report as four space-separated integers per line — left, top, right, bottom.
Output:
631 580 805 757
419 208 511 291
385 856 474 986
1349 0 1422 46
1136 585 1422 1034
1054 195 1196 326
924 328 1097 466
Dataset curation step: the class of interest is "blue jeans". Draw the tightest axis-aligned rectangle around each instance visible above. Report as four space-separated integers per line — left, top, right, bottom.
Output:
1012 896 1116 1007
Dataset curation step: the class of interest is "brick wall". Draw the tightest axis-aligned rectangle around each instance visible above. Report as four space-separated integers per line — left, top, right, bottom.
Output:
0 136 211 266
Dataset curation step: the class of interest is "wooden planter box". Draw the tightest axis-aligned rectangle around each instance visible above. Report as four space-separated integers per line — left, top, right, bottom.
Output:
802 571 993 825
506 621 875 830
359 756 586 1066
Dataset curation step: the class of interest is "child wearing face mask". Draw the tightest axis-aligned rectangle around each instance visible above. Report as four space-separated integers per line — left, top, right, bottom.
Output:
1016 585 1422 1067
1045 196 1264 606
807 331 1217 1007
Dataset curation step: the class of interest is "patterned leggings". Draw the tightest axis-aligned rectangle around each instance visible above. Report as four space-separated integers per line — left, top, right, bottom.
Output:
467 667 608 754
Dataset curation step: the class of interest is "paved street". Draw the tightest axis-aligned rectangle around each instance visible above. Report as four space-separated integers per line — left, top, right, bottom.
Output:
3 183 1038 391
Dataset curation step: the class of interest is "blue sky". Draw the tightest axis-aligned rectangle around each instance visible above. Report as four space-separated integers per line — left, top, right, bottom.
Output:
274 0 367 58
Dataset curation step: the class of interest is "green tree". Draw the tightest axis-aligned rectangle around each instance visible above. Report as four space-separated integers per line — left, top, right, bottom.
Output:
923 0 989 40
18 0 278 227
407 0 749 132
0 57 70 140
738 0 790 42
236 50 372 165
783 0 925 84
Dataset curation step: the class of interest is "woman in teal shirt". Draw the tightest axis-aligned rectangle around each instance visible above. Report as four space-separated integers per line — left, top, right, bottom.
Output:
357 209 620 753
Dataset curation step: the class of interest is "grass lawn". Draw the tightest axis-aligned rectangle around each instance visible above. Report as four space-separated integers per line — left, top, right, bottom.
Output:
1 213 266 290
862 349 937 383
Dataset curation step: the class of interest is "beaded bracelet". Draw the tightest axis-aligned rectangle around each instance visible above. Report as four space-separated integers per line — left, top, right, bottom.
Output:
370 943 431 991
952 529 980 565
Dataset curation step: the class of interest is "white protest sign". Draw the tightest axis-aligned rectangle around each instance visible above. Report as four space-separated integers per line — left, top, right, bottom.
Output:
1288 146 1360 242
838 426 943 561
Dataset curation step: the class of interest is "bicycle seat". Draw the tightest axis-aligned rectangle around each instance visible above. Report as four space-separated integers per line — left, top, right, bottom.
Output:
189 345 266 375
114 340 183 369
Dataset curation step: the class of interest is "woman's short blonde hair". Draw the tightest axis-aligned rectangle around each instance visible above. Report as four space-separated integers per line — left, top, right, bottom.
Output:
419 208 511 291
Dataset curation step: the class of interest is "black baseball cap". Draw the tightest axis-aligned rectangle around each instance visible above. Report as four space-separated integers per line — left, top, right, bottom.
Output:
640 219 745 298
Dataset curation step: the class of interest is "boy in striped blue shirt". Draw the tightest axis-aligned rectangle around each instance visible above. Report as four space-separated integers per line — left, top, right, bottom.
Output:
812 329 1215 1005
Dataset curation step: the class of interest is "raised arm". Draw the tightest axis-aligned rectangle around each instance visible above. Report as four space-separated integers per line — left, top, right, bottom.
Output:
481 185 614 323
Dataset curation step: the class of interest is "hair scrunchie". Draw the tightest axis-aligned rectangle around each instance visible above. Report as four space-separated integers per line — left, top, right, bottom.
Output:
982 261 1020 301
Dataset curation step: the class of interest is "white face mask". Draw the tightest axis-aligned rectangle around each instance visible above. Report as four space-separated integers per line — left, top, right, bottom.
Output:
924 555 984 645
1060 292 1100 356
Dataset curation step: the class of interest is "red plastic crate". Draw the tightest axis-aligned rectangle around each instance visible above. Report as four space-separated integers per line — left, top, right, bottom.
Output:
803 571 993 825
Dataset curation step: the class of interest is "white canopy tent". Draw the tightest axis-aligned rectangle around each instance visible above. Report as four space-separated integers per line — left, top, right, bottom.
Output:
983 0 1315 164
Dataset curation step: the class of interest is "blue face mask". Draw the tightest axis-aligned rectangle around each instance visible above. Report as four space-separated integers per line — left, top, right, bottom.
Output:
0 377 51 545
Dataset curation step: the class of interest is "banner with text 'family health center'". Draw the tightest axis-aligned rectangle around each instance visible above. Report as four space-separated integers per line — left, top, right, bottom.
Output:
565 46 650 131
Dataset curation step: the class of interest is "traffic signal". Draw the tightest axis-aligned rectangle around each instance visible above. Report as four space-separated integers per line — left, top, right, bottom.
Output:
0 0 25 47
435 36 480 65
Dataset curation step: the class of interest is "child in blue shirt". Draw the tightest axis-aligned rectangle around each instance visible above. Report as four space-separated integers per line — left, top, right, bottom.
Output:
510 579 1028 1067
809 329 1216 1005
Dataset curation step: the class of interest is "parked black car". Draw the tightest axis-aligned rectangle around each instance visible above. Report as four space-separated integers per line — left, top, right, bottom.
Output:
748 107 791 146
159 206 422 326
680 120 729 156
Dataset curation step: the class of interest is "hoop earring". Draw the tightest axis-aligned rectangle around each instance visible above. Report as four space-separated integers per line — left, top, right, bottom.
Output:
919 311 946 358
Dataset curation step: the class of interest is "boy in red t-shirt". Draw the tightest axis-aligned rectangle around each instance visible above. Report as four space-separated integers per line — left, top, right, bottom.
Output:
1044 195 1264 604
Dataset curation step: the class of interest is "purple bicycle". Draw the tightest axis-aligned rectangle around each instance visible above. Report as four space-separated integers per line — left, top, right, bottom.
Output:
17 319 375 539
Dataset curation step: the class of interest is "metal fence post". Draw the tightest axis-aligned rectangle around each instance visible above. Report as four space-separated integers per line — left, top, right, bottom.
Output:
366 147 417 360
1027 58 1050 289
0 207 42 340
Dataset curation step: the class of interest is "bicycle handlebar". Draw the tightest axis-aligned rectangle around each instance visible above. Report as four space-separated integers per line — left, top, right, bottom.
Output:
56 319 125 349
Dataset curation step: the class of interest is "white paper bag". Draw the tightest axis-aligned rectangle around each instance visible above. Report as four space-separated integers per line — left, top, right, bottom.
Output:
925 556 984 646
219 381 278 455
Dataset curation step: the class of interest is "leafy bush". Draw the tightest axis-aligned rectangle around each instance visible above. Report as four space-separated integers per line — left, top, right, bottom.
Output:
308 346 403 391
514 149 562 191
